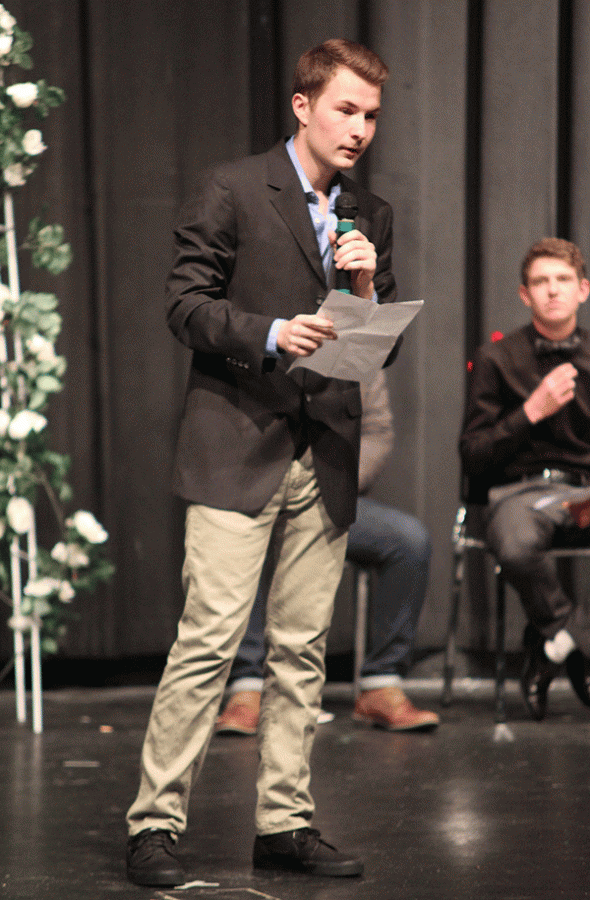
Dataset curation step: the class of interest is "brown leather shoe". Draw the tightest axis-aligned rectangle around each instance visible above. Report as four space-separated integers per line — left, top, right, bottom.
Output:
215 690 260 735
353 686 440 732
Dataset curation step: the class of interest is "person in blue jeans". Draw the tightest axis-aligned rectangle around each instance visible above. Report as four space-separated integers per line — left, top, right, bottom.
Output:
216 369 440 734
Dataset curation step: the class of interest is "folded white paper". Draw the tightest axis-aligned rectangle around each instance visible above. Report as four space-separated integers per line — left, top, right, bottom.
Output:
288 290 423 383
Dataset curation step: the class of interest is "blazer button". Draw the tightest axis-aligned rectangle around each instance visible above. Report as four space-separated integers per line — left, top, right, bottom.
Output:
315 295 324 306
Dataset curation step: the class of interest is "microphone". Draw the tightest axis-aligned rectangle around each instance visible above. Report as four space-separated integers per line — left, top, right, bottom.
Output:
334 192 358 294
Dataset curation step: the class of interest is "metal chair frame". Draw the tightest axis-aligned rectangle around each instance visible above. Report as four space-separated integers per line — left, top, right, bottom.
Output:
351 564 370 699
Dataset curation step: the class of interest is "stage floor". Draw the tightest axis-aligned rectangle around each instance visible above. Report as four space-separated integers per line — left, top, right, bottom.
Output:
2 678 590 900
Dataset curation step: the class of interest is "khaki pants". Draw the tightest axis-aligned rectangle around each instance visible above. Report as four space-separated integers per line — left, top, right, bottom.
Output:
126 449 348 837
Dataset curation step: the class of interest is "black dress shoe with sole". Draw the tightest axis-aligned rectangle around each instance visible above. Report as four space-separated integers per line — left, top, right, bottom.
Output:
520 642 561 721
253 827 363 877
126 828 186 886
566 649 590 707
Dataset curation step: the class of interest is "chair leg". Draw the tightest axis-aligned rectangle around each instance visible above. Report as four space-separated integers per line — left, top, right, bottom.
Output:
494 566 507 723
441 549 464 706
353 568 369 700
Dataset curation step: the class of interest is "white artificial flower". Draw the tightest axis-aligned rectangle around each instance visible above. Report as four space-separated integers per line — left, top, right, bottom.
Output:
3 163 26 187
24 577 61 598
6 82 38 107
0 407 10 436
58 581 75 603
68 510 108 544
6 496 35 534
8 409 47 440
26 334 56 362
0 8 16 32
32 599 52 617
22 129 46 156
7 613 34 631
50 541 68 564
0 32 12 56
67 544 89 568
51 540 88 568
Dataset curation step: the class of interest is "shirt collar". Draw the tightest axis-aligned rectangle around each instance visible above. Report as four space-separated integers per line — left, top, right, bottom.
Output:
286 136 341 208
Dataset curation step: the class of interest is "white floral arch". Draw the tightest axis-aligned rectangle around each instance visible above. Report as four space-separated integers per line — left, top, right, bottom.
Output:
0 6 113 732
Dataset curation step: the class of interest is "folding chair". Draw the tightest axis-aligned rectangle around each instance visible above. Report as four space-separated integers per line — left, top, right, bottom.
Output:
440 490 507 721
441 478 590 723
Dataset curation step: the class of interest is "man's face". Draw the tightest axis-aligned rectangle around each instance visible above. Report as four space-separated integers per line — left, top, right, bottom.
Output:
292 66 381 180
519 256 589 336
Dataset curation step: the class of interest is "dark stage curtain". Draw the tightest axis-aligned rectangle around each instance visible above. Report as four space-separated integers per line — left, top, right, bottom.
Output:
2 0 589 666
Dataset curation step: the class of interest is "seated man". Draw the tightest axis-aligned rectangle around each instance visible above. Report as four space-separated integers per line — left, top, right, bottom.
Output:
460 237 590 721
216 369 440 734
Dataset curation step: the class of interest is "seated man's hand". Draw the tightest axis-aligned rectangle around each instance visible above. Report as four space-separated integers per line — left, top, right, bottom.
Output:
277 314 337 357
524 361 578 424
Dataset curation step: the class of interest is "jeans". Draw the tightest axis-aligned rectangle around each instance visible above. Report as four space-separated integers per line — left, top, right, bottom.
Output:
228 496 431 690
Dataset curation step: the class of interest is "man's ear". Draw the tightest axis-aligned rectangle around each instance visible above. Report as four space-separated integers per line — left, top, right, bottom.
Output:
292 92 310 128
519 283 532 309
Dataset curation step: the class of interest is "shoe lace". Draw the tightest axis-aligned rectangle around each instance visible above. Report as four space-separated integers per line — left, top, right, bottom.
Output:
294 827 336 853
133 828 176 856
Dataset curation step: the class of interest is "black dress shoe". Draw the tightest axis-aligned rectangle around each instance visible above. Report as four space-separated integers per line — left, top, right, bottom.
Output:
253 827 363 877
566 649 590 707
520 642 561 721
126 828 186 886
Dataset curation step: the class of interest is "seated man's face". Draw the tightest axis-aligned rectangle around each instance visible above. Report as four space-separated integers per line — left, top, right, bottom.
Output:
519 256 590 336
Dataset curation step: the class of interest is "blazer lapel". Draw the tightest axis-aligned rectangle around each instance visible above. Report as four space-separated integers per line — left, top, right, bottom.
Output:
266 141 327 287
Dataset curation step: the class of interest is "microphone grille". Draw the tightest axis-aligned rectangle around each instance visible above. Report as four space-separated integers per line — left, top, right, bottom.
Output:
335 192 358 220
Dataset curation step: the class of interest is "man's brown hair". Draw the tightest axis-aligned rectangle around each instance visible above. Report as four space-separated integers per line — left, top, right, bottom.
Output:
521 237 588 285
292 38 389 104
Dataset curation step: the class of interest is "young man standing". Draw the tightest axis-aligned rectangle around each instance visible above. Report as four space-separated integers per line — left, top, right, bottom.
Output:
125 39 396 886
461 237 590 721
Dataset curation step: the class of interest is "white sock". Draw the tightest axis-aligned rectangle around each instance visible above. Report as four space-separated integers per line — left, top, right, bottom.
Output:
544 629 576 664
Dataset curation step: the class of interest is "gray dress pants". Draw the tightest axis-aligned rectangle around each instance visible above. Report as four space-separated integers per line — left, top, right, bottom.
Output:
486 479 590 655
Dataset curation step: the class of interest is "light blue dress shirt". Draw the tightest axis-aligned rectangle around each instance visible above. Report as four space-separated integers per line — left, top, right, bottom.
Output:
265 137 341 357
265 137 376 357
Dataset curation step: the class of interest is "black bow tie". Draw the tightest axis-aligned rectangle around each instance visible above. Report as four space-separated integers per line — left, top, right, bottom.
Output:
534 333 581 356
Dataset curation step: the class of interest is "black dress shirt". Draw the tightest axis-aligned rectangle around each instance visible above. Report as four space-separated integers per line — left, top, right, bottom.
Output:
460 322 590 493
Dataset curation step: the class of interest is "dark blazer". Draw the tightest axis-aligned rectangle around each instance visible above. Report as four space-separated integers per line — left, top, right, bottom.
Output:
166 139 396 528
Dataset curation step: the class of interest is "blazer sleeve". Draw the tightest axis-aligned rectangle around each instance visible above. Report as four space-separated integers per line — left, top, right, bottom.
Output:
372 201 397 305
165 169 275 370
358 370 394 493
